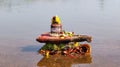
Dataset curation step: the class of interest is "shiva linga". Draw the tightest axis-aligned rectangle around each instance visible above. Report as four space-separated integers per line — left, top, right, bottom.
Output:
36 15 92 56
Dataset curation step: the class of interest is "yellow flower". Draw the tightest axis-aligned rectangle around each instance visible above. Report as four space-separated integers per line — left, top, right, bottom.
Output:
74 42 79 47
45 51 49 58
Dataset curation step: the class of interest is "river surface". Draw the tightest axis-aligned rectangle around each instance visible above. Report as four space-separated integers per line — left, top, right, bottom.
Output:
0 0 120 67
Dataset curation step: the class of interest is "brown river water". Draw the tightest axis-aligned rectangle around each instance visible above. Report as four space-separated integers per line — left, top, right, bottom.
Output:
0 0 120 67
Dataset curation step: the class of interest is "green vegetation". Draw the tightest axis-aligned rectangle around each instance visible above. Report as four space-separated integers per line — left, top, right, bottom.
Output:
40 42 80 51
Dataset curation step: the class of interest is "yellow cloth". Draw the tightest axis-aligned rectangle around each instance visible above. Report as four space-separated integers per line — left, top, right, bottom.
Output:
52 15 61 24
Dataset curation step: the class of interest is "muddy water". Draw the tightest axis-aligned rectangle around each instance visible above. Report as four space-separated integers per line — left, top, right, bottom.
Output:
0 0 120 67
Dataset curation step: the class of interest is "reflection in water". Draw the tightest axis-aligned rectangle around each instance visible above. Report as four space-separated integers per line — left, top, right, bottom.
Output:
0 0 67 7
0 0 38 8
37 55 92 67
99 0 104 10
21 45 42 52
0 0 70 11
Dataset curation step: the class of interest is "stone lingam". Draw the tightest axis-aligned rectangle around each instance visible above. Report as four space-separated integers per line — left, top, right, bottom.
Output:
36 16 92 58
